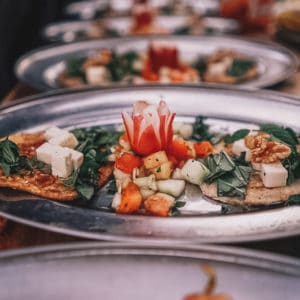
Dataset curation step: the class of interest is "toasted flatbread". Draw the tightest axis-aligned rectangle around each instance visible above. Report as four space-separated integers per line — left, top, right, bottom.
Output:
200 174 300 206
0 132 113 201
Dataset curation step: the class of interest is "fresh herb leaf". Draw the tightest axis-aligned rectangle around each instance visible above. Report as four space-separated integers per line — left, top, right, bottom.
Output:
174 201 186 208
192 116 222 145
227 59 255 77
77 183 95 201
224 129 250 144
192 57 207 76
66 57 86 79
107 180 117 195
287 194 300 205
204 152 252 199
68 127 121 201
260 124 298 147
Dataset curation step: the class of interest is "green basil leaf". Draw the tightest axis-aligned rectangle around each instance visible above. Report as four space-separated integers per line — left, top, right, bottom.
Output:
224 129 250 144
287 194 300 205
227 59 255 77
77 184 95 201
174 201 186 208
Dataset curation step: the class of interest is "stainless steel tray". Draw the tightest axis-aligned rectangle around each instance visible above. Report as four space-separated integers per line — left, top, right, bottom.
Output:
0 242 299 300
15 35 298 90
42 16 239 43
0 85 300 243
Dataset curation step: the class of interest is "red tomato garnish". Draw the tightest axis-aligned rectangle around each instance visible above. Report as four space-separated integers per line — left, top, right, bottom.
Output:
168 139 194 161
194 141 214 158
115 152 142 174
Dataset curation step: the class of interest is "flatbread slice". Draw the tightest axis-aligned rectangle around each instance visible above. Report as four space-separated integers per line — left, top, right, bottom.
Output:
0 132 113 201
200 174 300 206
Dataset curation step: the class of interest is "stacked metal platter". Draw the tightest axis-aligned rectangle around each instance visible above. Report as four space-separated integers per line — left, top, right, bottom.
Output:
15 35 297 90
0 242 299 299
0 85 299 243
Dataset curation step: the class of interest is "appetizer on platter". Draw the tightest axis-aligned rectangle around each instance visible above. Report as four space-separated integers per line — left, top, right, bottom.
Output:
0 100 299 217
58 45 257 88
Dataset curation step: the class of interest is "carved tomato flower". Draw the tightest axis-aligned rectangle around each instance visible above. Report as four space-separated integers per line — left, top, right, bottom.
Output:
122 100 175 156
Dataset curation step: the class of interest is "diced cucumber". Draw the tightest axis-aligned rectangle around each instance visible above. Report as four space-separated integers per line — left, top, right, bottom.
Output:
181 159 210 185
157 179 186 197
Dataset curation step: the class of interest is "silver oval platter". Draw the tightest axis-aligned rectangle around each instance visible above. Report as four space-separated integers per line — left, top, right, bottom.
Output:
15 35 298 91
42 16 239 43
0 242 299 299
0 85 300 243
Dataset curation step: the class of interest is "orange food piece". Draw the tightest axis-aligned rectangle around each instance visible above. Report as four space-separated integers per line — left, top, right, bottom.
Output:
144 194 174 217
115 152 142 174
117 182 142 214
98 165 114 187
168 139 195 161
194 141 214 158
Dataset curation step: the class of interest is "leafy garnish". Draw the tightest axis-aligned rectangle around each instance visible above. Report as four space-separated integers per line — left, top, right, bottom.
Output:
203 152 252 199
192 116 222 145
260 124 298 148
66 57 86 79
171 200 186 216
227 59 255 77
192 57 207 76
107 179 117 195
106 51 139 81
65 127 122 201
224 129 250 144
287 194 300 205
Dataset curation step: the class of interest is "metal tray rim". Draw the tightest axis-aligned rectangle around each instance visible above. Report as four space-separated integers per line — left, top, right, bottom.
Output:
14 35 299 90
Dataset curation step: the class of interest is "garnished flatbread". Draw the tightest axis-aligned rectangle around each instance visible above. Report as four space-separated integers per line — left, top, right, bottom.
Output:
0 132 113 201
200 174 300 206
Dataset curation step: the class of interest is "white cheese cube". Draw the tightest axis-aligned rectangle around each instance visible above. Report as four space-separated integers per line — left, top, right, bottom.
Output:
36 143 59 165
44 127 67 140
173 122 193 139
67 148 84 169
260 162 288 188
48 132 78 149
85 66 110 85
51 148 73 178
208 57 233 76
232 139 252 162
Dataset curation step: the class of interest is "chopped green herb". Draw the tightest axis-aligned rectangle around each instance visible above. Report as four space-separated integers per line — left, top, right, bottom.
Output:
260 124 298 148
192 57 207 76
67 127 122 201
224 129 250 144
192 116 222 145
227 59 255 77
287 194 300 205
171 200 186 216
107 179 117 195
203 152 252 199
66 57 86 79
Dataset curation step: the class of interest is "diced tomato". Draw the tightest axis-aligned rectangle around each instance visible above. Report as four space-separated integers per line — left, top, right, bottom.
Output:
194 141 214 158
142 59 160 81
117 182 142 214
115 152 142 174
168 139 194 161
119 133 129 143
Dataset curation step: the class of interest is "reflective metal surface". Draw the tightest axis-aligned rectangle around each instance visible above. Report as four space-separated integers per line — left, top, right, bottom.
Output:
15 35 298 91
0 242 299 299
0 85 300 243
42 16 240 43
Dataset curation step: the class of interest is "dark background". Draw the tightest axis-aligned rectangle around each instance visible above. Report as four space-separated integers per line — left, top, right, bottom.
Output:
0 0 73 99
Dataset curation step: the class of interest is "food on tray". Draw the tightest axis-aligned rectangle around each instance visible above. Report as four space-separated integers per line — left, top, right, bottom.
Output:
58 45 257 88
1 100 299 217
184 265 232 300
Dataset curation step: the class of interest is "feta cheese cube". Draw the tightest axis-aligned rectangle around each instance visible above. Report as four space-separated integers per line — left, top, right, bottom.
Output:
85 66 110 85
51 147 73 178
44 126 66 140
67 148 84 169
48 132 78 149
36 143 59 165
232 139 252 162
260 162 288 188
